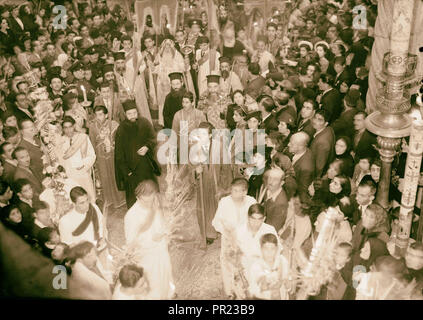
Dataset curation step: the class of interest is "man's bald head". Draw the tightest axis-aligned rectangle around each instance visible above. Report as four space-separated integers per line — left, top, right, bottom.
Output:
265 166 285 182
289 132 310 154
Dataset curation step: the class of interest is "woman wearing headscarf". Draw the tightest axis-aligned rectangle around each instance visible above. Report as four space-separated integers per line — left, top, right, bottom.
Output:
351 203 390 272
334 136 355 177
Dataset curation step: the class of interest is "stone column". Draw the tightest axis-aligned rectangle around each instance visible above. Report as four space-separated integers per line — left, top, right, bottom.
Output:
395 120 423 256
366 0 417 209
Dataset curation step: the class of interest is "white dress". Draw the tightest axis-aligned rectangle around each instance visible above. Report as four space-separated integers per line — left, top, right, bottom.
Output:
60 133 96 202
124 200 175 300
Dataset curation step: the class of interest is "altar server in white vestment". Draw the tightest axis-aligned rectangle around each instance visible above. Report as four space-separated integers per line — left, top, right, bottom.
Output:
235 203 281 271
212 178 256 298
124 180 175 300
59 186 106 246
59 116 97 201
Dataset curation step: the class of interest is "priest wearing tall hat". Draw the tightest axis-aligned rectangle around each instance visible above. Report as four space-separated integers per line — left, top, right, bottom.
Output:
162 72 187 129
114 99 158 208
218 56 243 97
195 36 220 96
197 73 231 130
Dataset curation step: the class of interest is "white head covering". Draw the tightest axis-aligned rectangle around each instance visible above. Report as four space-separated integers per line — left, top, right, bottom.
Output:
54 53 68 67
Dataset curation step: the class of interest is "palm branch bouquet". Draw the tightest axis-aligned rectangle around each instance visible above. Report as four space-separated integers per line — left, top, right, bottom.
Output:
356 272 422 300
105 238 141 284
162 158 196 244
225 231 249 299
296 207 345 299
32 89 74 225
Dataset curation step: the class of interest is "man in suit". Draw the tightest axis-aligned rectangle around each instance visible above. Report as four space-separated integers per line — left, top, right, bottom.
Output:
262 167 289 232
350 178 377 226
17 119 45 178
274 90 297 128
331 89 360 139
12 147 43 199
333 56 354 89
94 80 125 123
288 132 315 202
8 4 26 39
352 111 378 162
296 99 316 139
317 74 342 124
0 141 17 185
258 95 278 134
31 201 54 240
310 110 335 178
13 92 34 123
13 178 36 235
245 63 265 100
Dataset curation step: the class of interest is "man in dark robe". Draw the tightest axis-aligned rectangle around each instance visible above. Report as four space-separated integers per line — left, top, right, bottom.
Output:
162 72 186 130
114 100 158 208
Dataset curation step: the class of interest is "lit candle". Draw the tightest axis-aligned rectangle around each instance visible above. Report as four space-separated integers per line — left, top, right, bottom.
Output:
80 85 87 102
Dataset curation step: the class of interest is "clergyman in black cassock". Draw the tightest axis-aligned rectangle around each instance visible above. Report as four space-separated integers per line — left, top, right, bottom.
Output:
114 100 158 208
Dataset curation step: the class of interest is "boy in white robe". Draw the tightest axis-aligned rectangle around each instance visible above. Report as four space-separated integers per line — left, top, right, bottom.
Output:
212 178 256 298
59 186 105 246
248 233 291 300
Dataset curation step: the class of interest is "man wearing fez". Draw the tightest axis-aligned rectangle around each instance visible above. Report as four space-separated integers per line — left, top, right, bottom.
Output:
162 72 186 130
114 100 158 208
197 74 231 130
218 56 243 97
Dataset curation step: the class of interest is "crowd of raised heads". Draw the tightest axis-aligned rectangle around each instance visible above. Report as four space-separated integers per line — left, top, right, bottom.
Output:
0 0 422 300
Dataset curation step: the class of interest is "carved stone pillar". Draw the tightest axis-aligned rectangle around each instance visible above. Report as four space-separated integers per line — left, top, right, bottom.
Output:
366 0 417 210
395 120 423 257
374 137 401 208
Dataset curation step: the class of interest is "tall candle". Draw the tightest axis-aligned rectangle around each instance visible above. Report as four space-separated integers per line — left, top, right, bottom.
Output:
80 85 87 102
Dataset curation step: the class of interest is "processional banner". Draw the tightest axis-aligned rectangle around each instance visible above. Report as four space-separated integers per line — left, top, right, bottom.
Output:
135 0 178 35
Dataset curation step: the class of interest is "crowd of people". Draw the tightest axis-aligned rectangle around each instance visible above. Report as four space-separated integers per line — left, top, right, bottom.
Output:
0 0 422 300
